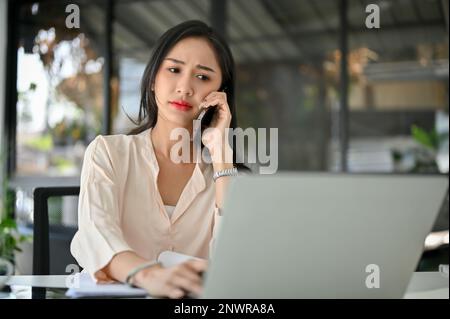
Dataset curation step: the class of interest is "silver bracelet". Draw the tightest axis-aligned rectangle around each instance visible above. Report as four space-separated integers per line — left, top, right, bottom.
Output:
125 260 161 287
213 166 238 182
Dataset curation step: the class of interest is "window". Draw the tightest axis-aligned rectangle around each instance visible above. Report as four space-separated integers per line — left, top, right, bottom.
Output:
226 0 342 171
341 0 449 173
15 0 105 177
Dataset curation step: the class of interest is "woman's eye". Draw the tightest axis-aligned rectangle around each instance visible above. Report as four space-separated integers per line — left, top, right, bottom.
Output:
196 74 209 81
167 67 208 81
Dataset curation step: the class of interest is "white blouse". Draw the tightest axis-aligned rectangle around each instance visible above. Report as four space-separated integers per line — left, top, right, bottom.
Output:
70 128 222 282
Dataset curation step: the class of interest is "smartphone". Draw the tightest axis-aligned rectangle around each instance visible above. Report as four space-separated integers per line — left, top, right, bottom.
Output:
193 106 217 146
199 87 225 128
200 106 216 129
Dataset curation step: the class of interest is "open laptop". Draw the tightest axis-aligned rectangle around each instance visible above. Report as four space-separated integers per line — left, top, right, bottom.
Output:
201 173 448 298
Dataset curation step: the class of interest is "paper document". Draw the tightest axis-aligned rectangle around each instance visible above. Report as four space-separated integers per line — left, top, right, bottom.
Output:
65 272 147 298
65 251 203 298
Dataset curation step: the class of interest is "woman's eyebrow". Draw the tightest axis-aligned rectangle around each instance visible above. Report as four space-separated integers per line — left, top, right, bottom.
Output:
165 57 215 73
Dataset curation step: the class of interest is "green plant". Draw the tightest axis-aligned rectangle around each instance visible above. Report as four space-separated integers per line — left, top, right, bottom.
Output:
0 157 31 264
391 124 448 173
411 125 440 151
0 217 30 263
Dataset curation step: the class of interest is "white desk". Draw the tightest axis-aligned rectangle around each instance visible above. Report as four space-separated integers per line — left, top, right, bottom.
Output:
4 275 68 288
1 271 448 299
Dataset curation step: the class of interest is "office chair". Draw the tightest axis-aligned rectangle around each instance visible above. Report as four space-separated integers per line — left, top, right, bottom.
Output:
33 186 81 276
32 186 81 298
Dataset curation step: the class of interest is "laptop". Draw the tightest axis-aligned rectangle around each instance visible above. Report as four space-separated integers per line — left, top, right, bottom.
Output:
201 173 448 298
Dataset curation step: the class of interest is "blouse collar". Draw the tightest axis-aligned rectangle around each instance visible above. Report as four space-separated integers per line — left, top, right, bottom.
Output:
141 127 212 223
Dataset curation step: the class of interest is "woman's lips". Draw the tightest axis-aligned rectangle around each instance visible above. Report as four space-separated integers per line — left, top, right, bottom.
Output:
170 101 193 111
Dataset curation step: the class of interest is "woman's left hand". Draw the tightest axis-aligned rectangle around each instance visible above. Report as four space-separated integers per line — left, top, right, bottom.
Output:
198 91 233 163
198 91 231 133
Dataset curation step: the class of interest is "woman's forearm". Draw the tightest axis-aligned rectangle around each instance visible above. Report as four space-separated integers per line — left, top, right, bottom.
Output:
102 250 203 298
213 162 233 209
212 144 234 209
102 250 150 283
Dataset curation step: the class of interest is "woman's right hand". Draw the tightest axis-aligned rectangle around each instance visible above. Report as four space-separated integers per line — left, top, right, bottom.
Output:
134 259 208 299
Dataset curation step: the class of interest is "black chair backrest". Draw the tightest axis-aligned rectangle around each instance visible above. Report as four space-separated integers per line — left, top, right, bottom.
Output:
33 186 80 276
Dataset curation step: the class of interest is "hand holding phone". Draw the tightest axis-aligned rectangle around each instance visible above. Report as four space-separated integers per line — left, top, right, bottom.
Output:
195 90 231 154
193 106 217 145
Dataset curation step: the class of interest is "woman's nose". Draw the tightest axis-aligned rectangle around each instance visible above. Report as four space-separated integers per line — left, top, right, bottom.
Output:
176 77 194 96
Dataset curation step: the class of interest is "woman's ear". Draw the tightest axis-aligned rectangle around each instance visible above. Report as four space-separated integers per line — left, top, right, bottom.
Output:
151 83 155 91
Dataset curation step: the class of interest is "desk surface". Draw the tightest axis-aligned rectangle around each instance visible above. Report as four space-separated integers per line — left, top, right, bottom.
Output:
1 272 448 299
4 275 68 288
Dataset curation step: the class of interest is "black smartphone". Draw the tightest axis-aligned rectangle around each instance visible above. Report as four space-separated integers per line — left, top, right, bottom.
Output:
193 106 216 145
200 86 225 129
200 105 217 130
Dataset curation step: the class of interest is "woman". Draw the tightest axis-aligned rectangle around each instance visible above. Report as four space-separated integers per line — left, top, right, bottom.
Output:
70 20 247 299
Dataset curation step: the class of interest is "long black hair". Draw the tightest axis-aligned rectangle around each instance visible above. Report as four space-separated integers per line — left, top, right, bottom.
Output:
129 20 248 171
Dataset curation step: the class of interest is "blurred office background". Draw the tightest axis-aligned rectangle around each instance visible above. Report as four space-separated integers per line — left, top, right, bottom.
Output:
0 0 448 274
